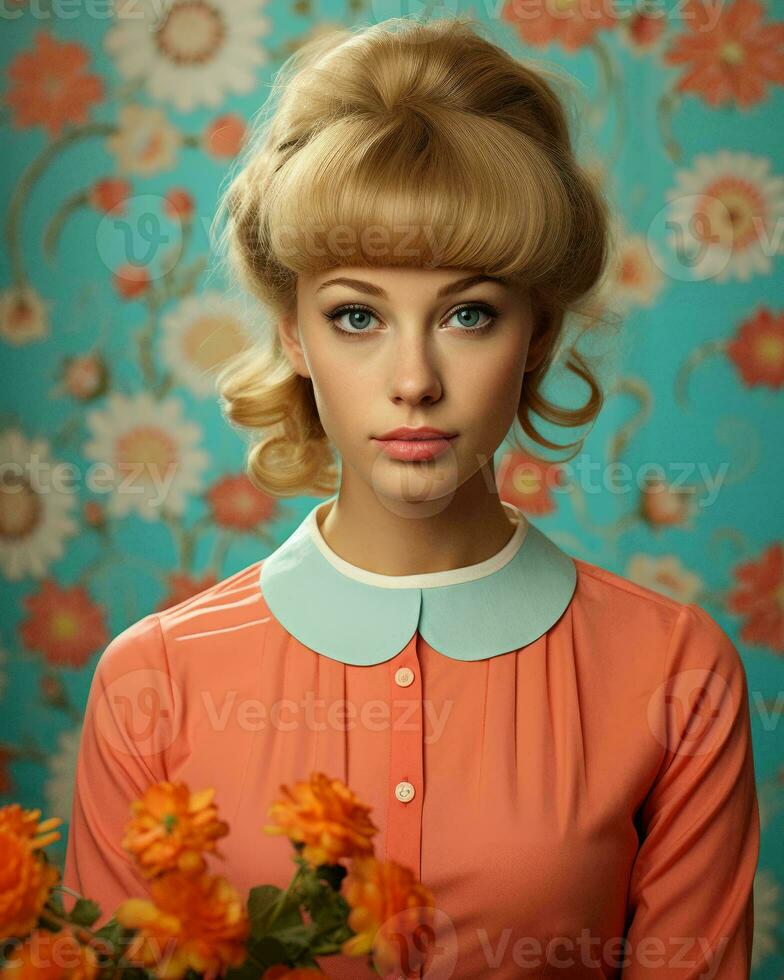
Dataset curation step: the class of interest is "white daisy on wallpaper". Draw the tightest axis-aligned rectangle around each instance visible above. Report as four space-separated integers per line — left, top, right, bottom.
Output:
751 868 780 970
0 428 78 582
160 291 256 398
625 553 703 604
45 725 82 824
106 104 182 176
104 0 272 113
83 391 209 520
665 150 784 283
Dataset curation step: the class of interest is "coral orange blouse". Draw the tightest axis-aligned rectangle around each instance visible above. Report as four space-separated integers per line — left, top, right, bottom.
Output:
63 495 760 978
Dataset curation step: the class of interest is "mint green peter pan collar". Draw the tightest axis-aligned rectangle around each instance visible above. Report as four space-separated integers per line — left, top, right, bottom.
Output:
259 495 577 666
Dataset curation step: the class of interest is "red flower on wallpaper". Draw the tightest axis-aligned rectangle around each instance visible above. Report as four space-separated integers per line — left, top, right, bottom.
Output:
113 262 151 300
639 477 696 530
625 10 667 52
88 177 132 215
496 450 566 516
4 30 104 138
206 475 277 532
726 543 784 653
156 572 219 612
726 307 784 389
663 0 784 108
203 114 247 159
19 579 109 668
164 189 195 222
501 0 617 52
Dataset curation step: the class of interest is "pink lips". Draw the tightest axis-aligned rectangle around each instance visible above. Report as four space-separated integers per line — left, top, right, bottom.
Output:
372 433 457 462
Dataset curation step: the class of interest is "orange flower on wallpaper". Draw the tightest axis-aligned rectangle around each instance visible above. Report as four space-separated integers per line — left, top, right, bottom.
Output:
0 926 100 980
155 572 219 612
202 114 247 159
639 477 696 530
112 263 151 301
726 307 784 389
122 783 230 879
663 0 784 108
4 30 104 138
726 542 784 653
496 449 566 516
19 580 109 668
88 178 132 216
623 9 667 54
501 0 616 52
264 771 379 868
0 805 62 938
340 855 436 975
114 869 249 980
206 474 277 531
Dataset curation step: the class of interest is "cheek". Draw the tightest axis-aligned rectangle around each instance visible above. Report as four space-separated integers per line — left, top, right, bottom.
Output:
461 340 528 420
306 346 370 439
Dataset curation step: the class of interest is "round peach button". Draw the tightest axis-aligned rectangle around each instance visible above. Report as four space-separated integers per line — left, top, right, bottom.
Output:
395 667 415 687
395 781 415 803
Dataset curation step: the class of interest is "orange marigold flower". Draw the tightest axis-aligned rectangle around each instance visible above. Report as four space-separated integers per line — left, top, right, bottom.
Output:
0 805 62 938
264 772 378 868
122 782 229 879
0 926 100 980
114 869 249 980
340 855 436 976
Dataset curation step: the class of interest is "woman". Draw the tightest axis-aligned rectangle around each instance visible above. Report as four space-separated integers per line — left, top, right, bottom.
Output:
63 15 759 978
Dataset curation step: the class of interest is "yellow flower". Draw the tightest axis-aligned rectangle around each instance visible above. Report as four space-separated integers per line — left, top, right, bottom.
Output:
0 805 62 938
122 782 229 878
0 927 99 980
114 868 249 980
264 772 378 868
341 855 436 976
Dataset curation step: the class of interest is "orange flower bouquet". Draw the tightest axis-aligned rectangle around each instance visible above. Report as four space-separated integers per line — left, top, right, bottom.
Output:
0 773 436 979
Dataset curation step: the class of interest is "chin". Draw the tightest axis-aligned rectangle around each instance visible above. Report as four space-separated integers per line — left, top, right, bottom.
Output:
367 460 462 514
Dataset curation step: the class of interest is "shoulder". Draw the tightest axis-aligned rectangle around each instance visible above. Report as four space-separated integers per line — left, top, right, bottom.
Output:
92 559 268 684
569 556 749 687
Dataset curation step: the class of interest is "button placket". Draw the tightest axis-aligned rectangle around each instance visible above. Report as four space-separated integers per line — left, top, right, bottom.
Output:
386 636 424 883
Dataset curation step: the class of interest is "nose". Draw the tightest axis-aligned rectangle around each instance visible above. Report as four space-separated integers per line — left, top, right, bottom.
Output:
386 329 443 407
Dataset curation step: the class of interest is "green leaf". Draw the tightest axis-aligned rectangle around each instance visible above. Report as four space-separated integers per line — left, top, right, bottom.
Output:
314 863 347 892
47 891 65 916
91 917 137 962
248 885 303 936
69 898 102 928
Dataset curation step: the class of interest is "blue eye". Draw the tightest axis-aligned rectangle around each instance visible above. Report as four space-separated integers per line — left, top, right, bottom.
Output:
322 302 499 338
323 304 378 335
446 305 496 331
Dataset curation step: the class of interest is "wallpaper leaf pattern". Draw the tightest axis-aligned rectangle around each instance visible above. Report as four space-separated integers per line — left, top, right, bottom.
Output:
1 0 782 972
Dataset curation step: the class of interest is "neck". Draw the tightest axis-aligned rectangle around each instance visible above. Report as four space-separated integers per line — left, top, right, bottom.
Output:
317 468 520 577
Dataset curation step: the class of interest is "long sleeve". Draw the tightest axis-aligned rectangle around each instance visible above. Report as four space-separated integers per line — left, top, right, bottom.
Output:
621 603 760 978
62 613 176 928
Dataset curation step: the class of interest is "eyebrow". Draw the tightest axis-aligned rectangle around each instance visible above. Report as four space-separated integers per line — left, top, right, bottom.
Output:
315 273 512 298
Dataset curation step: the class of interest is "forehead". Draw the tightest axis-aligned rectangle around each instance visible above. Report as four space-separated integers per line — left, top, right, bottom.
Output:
300 266 514 297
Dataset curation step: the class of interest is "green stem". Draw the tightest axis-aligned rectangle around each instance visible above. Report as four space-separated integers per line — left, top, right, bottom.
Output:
268 863 307 929
5 123 115 288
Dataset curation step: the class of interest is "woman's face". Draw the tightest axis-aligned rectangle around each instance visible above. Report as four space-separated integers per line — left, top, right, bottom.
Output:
279 265 536 504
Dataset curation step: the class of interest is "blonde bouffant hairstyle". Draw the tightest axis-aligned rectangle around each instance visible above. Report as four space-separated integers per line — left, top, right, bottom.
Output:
211 14 616 498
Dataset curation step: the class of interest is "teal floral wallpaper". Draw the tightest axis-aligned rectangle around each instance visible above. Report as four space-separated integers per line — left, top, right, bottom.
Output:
1 0 782 973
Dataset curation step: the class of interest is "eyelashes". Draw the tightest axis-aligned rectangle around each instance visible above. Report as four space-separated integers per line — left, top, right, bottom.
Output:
322 302 501 339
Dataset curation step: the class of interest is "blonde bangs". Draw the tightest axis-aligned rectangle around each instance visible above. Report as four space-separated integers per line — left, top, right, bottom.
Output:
265 108 572 285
